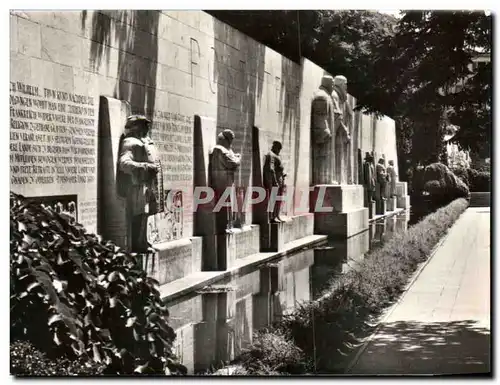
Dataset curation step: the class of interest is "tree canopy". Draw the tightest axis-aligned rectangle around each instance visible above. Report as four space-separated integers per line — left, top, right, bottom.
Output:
206 10 492 163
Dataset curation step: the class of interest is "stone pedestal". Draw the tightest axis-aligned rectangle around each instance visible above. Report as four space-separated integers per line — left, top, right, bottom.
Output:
387 196 397 211
369 200 376 219
144 237 203 285
260 221 286 252
395 181 410 209
376 198 387 215
311 184 369 238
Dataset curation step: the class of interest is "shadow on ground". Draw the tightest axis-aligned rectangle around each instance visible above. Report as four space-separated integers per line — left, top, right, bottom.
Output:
351 320 491 375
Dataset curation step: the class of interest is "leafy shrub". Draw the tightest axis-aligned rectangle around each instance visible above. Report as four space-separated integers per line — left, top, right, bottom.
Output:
422 163 469 206
10 192 186 376
233 198 469 374
467 168 491 192
236 329 308 375
11 340 105 376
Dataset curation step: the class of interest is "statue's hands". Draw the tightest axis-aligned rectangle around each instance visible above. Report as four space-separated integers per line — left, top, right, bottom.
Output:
144 162 159 174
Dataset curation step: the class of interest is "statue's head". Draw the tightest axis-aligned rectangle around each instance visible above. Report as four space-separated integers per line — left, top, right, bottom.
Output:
378 158 385 165
217 129 235 149
125 115 151 138
388 160 394 166
320 75 334 93
364 152 371 161
272 140 283 155
333 75 348 92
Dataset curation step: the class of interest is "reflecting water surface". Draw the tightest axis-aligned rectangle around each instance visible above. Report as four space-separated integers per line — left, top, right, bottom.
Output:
166 210 410 373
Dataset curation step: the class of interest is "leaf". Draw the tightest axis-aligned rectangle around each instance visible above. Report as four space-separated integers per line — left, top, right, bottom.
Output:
48 314 62 325
108 271 120 282
109 296 118 308
53 279 64 293
93 344 102 363
125 317 137 328
26 282 40 292
134 362 149 373
53 331 62 345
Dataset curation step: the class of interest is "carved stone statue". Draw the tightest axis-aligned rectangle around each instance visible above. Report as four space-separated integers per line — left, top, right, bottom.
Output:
263 141 286 223
376 157 388 201
332 75 351 185
209 129 241 233
310 75 335 185
387 160 398 197
363 152 376 205
117 115 163 253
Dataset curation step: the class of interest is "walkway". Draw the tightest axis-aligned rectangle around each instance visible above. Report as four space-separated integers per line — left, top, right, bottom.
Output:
348 207 491 375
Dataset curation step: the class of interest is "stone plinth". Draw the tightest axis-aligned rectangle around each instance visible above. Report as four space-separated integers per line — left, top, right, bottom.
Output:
397 195 411 210
260 221 287 252
144 237 202 286
395 181 410 209
260 213 314 252
376 199 387 215
311 184 369 238
369 200 376 219
387 196 397 211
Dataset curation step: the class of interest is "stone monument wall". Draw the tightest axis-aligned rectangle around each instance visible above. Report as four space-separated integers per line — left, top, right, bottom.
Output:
10 9 400 242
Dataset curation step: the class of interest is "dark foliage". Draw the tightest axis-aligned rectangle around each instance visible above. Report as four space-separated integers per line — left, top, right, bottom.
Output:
207 10 491 166
11 340 105 376
10 192 186 376
422 163 470 207
467 169 490 192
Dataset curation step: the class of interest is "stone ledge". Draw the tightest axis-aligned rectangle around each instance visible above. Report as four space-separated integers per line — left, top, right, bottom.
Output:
159 234 327 303
370 207 405 223
314 207 369 238
144 237 202 286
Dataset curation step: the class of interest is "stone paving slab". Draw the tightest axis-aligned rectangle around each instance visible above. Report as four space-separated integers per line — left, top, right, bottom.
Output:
349 207 491 375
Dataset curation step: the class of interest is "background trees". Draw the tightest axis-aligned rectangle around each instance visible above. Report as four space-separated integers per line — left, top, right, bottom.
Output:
206 10 492 179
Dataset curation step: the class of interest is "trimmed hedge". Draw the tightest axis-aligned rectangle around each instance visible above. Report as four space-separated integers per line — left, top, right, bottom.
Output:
235 198 469 374
451 167 491 192
422 163 469 207
10 192 186 376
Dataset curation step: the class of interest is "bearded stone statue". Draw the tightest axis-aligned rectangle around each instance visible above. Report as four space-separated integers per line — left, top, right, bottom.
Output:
331 75 351 185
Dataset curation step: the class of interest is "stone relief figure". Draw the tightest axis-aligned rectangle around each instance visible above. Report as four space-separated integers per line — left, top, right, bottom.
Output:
363 152 376 205
117 115 164 253
209 129 241 233
332 75 351 185
375 157 388 201
387 160 398 197
310 75 335 185
263 141 287 223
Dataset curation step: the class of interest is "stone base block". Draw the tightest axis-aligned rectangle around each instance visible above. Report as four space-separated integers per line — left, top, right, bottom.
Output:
260 221 287 252
259 213 314 252
314 207 369 238
397 195 411 209
144 237 202 285
376 199 387 215
283 213 314 243
396 181 408 197
369 200 376 219
387 196 397 211
310 184 365 213
205 225 261 271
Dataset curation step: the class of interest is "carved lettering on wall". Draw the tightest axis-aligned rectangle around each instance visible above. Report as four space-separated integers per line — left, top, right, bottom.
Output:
10 81 96 186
